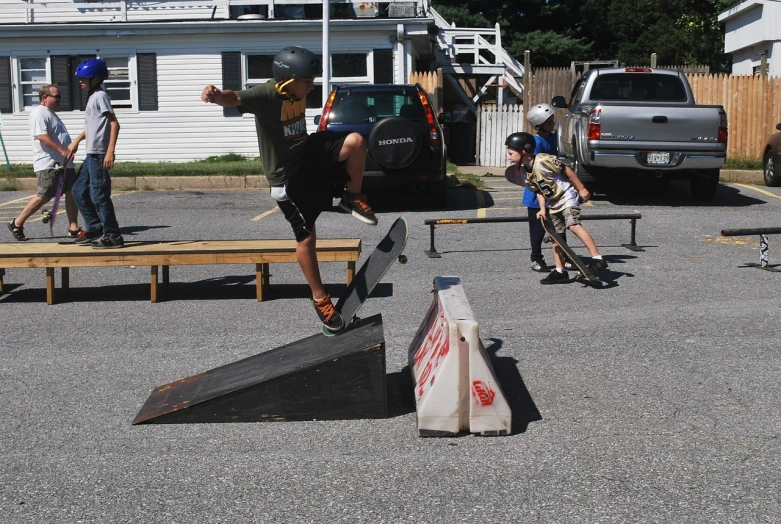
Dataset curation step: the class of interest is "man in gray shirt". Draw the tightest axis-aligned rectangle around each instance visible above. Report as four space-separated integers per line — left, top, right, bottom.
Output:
7 85 81 241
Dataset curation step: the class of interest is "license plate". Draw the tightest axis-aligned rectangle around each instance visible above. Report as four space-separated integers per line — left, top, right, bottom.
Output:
647 152 670 164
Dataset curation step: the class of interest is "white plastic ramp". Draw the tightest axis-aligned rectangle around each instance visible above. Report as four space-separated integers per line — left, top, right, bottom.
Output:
408 276 511 436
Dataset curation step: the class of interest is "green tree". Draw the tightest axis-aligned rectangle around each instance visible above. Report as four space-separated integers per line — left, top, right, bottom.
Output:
579 0 732 71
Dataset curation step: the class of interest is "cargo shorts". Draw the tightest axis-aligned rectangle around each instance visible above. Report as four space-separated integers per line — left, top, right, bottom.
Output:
550 206 582 234
36 167 77 199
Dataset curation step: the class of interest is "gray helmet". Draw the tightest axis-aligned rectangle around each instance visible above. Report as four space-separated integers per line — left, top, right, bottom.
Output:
526 103 555 128
505 132 536 154
273 47 322 81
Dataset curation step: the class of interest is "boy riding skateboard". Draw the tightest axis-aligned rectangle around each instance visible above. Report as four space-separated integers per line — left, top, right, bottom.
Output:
505 132 607 284
202 46 378 332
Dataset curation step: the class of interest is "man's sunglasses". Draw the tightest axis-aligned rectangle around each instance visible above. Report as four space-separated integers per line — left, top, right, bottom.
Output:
47 94 62 99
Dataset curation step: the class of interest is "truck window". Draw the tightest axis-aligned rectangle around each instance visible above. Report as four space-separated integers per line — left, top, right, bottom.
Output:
569 79 586 106
591 73 687 102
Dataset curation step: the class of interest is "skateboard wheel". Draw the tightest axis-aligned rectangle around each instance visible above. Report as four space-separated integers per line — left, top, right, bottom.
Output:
398 255 408 264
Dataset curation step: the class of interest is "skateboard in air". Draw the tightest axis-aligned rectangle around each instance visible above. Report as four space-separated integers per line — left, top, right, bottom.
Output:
540 216 602 287
322 216 409 336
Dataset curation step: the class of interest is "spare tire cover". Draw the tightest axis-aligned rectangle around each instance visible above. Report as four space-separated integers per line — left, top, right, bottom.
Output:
368 117 421 169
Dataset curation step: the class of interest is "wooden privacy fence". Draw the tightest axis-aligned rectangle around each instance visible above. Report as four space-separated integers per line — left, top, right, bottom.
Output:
688 74 781 160
409 70 443 114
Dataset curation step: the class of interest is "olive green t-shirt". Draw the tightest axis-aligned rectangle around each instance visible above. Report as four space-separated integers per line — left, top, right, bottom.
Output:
238 80 308 186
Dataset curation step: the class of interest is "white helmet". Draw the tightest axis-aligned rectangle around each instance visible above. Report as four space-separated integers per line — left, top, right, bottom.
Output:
526 103 555 128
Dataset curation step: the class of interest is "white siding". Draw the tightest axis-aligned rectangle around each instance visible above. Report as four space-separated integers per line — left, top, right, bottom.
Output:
0 30 400 163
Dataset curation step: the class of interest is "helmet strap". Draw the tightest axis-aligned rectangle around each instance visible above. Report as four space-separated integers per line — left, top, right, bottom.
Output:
274 78 295 96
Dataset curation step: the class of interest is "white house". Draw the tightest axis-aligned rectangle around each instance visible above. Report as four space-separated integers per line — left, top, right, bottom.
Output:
0 0 523 165
719 0 781 76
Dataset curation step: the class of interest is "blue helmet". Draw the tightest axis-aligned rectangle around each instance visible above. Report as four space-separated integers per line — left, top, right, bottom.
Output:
75 59 108 80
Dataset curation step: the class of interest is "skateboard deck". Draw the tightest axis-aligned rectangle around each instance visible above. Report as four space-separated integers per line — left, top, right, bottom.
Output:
323 216 409 336
540 216 601 286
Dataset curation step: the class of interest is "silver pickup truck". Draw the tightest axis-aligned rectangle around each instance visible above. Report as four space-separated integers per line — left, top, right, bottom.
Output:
553 67 727 201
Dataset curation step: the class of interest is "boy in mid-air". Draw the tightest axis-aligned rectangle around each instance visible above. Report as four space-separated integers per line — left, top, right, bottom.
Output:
202 46 377 332
505 132 607 284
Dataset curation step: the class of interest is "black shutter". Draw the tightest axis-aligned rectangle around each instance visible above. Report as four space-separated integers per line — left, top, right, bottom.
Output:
373 49 393 84
51 56 72 111
221 51 241 117
0 56 11 114
74 54 97 111
137 53 158 111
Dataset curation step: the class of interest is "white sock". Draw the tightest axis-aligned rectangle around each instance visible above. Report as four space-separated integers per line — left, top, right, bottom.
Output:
555 268 564 273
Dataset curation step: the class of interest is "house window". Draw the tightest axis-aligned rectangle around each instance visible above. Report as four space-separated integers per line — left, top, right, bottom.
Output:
242 51 374 110
19 57 47 110
102 56 132 109
8 54 154 113
246 54 274 87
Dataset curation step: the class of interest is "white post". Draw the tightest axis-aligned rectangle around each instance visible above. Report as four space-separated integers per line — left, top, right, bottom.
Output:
322 0 330 106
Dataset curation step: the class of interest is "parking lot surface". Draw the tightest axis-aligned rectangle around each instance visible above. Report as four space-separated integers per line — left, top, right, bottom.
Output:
2 179 780 522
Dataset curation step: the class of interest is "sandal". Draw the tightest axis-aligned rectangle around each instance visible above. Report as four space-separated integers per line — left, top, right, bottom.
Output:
67 227 84 238
7 219 29 241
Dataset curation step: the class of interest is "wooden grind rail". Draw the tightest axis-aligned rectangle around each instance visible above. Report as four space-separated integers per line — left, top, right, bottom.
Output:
0 239 361 304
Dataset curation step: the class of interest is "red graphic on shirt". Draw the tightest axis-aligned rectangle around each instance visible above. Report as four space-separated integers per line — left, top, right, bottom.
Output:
471 381 496 406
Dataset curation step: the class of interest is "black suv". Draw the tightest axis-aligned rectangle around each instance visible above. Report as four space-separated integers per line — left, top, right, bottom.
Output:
314 83 448 207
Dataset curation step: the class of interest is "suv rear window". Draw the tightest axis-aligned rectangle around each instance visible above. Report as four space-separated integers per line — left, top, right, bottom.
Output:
329 89 425 125
591 73 687 102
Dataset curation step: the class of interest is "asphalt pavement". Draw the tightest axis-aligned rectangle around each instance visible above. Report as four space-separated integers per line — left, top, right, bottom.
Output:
1 178 780 522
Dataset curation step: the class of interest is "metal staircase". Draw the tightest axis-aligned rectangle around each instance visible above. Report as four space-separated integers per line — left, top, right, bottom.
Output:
429 7 525 113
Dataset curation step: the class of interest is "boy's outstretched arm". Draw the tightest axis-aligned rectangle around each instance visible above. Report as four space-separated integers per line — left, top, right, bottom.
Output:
202 85 242 107
563 165 591 202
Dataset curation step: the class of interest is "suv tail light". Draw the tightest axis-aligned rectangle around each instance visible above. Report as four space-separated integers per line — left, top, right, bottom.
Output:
625 67 653 72
417 90 440 146
718 109 728 144
317 91 337 133
587 108 601 141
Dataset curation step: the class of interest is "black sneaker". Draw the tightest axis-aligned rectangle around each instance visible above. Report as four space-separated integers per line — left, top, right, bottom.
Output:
339 193 378 225
313 293 345 333
92 235 125 249
588 258 608 273
540 269 570 285
74 230 102 245
530 259 548 272
67 227 84 238
7 219 29 241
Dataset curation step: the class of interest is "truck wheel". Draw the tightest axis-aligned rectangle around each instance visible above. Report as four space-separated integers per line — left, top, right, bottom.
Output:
764 150 781 187
690 169 720 201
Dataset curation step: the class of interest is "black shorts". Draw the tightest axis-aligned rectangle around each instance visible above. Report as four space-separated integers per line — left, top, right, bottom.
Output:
277 131 352 241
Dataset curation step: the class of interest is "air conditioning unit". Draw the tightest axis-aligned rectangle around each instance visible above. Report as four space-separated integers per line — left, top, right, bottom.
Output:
349 2 378 18
388 2 416 17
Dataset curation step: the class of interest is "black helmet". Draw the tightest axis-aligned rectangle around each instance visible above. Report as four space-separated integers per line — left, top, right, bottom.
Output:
505 132 536 154
273 47 322 81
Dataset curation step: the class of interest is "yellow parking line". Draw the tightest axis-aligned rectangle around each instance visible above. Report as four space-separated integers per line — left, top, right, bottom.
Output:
732 183 781 200
476 190 486 219
0 195 38 207
252 206 279 221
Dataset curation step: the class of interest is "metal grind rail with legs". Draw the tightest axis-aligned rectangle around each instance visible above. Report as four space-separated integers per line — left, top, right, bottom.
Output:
423 213 644 258
720 227 781 272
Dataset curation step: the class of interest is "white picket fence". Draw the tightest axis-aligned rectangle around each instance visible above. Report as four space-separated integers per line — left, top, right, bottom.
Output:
476 104 525 167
